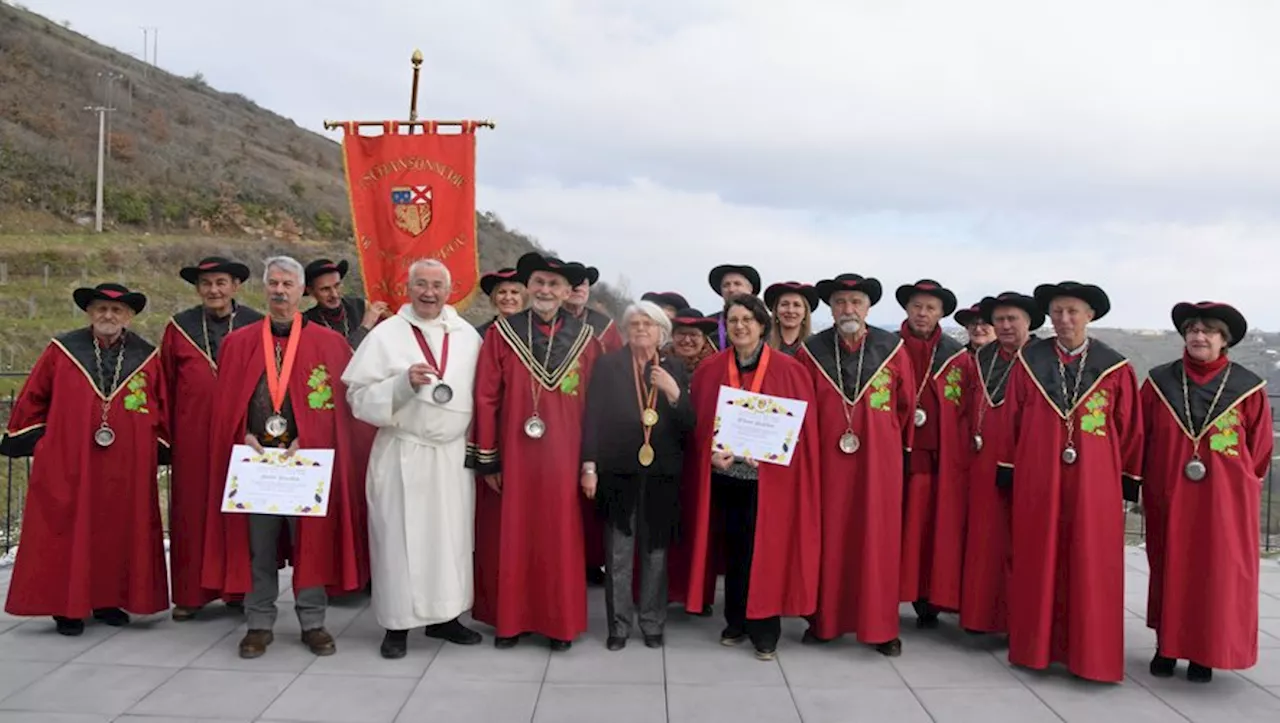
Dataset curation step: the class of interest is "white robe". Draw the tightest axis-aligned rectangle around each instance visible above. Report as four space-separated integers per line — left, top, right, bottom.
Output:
342 303 481 629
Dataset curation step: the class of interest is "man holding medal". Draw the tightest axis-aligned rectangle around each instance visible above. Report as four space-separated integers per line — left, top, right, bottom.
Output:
201 256 366 659
2 283 170 635
997 281 1143 683
343 259 485 659
797 274 915 657
162 256 262 621
467 251 602 651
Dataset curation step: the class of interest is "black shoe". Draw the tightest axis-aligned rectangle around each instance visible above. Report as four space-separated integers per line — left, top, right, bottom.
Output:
606 635 627 651
53 617 84 636
494 635 520 649
692 605 713 617
754 646 777 661
912 600 939 629
424 618 482 645
1149 653 1176 678
549 638 572 651
586 566 606 587
92 608 130 627
643 634 663 649
1187 662 1213 683
380 630 408 659
720 626 746 646
875 638 902 657
802 629 831 645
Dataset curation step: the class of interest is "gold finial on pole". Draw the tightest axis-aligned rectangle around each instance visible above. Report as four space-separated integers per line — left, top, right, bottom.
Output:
408 49 424 127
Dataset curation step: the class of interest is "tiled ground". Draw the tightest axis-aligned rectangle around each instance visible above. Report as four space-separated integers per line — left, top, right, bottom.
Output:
0 548 1277 723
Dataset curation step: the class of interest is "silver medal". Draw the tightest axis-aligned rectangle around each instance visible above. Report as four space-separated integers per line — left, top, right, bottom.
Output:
265 414 288 438
1061 446 1078 465
914 407 927 427
431 383 454 405
1184 458 1207 481
838 431 860 454
94 425 116 448
972 434 984 452
524 415 546 439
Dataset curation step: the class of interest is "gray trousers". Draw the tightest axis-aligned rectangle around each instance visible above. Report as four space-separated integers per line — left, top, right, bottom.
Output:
603 506 669 638
246 514 327 631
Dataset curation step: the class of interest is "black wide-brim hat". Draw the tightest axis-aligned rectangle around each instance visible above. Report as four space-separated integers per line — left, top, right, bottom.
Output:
953 303 982 327
641 291 690 310
516 251 589 287
179 256 250 285
74 282 147 314
764 282 819 311
895 279 958 316
1033 281 1110 321
980 291 1046 331
304 258 349 286
671 307 718 335
708 264 761 296
1172 301 1247 348
816 274 883 307
480 267 521 296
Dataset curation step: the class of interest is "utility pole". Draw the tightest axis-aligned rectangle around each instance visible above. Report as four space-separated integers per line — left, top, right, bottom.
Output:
138 26 157 72
96 71 123 159
152 27 159 67
85 105 115 233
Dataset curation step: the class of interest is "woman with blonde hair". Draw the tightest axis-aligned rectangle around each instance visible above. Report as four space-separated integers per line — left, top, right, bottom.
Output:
764 282 818 356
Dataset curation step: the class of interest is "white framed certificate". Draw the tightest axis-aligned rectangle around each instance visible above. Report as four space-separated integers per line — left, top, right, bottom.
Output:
711 386 809 466
220 445 336 517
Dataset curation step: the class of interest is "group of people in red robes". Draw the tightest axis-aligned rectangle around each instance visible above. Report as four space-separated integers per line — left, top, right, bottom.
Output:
2 249 1271 686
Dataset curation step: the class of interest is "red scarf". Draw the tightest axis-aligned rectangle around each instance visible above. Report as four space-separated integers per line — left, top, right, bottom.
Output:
1183 350 1229 386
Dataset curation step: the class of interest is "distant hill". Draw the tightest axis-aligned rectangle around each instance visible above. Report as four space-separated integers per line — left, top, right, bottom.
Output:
0 2 631 326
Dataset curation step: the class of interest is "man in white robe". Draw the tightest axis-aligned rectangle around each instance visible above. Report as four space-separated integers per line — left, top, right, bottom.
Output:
342 258 483 659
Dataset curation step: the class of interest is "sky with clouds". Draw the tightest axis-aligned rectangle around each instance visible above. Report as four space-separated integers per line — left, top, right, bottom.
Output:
23 0 1280 328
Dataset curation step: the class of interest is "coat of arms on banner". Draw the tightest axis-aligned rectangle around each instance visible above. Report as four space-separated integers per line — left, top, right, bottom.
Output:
390 184 433 236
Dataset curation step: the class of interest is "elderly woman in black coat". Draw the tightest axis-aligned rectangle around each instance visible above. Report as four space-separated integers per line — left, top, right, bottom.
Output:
581 300 695 651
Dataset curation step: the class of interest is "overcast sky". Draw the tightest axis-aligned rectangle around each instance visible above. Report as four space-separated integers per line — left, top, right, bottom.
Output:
24 0 1280 328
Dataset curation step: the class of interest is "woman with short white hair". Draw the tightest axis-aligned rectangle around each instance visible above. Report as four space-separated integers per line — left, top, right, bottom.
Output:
580 300 694 650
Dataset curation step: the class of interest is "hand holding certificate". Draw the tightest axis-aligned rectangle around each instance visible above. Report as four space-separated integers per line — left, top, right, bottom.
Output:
220 444 336 517
711 386 809 466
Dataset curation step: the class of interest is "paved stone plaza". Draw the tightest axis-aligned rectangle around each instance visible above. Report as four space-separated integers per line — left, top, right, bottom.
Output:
0 548 1276 722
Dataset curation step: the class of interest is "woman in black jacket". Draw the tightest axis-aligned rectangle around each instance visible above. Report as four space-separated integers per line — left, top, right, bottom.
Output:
580 300 695 651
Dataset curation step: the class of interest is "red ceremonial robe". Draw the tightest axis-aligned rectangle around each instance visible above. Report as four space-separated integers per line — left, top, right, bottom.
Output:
1 329 170 618
800 326 915 643
1142 354 1272 669
468 308 601 640
683 345 821 619
578 307 623 573
958 343 1019 633
161 303 263 608
999 337 1143 682
897 323 971 611
200 319 364 595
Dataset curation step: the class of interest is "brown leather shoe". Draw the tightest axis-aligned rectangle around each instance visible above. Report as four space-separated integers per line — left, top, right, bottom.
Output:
171 606 200 622
238 629 274 659
301 627 336 656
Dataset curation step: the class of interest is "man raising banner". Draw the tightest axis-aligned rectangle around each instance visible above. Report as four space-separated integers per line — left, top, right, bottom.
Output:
467 252 602 650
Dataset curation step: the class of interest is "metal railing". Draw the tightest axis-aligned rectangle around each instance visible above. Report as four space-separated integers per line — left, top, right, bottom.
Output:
1 379 1278 556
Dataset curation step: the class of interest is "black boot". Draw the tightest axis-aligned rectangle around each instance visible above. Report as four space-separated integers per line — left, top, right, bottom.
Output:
875 638 902 657
1149 652 1176 678
92 608 130 627
912 600 939 629
423 618 482 645
53 617 84 636
380 630 408 659
586 565 606 587
1187 662 1213 683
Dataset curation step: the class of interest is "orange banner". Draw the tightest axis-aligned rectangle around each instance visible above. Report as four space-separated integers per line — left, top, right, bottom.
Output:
340 122 480 309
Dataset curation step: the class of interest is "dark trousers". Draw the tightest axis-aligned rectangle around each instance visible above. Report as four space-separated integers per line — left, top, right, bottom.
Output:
713 473 781 651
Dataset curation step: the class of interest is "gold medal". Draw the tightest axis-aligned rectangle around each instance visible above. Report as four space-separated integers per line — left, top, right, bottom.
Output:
638 443 655 467
642 408 659 427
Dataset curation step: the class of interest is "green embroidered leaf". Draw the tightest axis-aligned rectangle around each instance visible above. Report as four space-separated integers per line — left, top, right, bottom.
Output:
1209 433 1231 452
124 395 140 411
1213 409 1240 431
869 388 891 411
307 386 333 410
944 384 962 403
560 372 581 395
1079 411 1107 434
